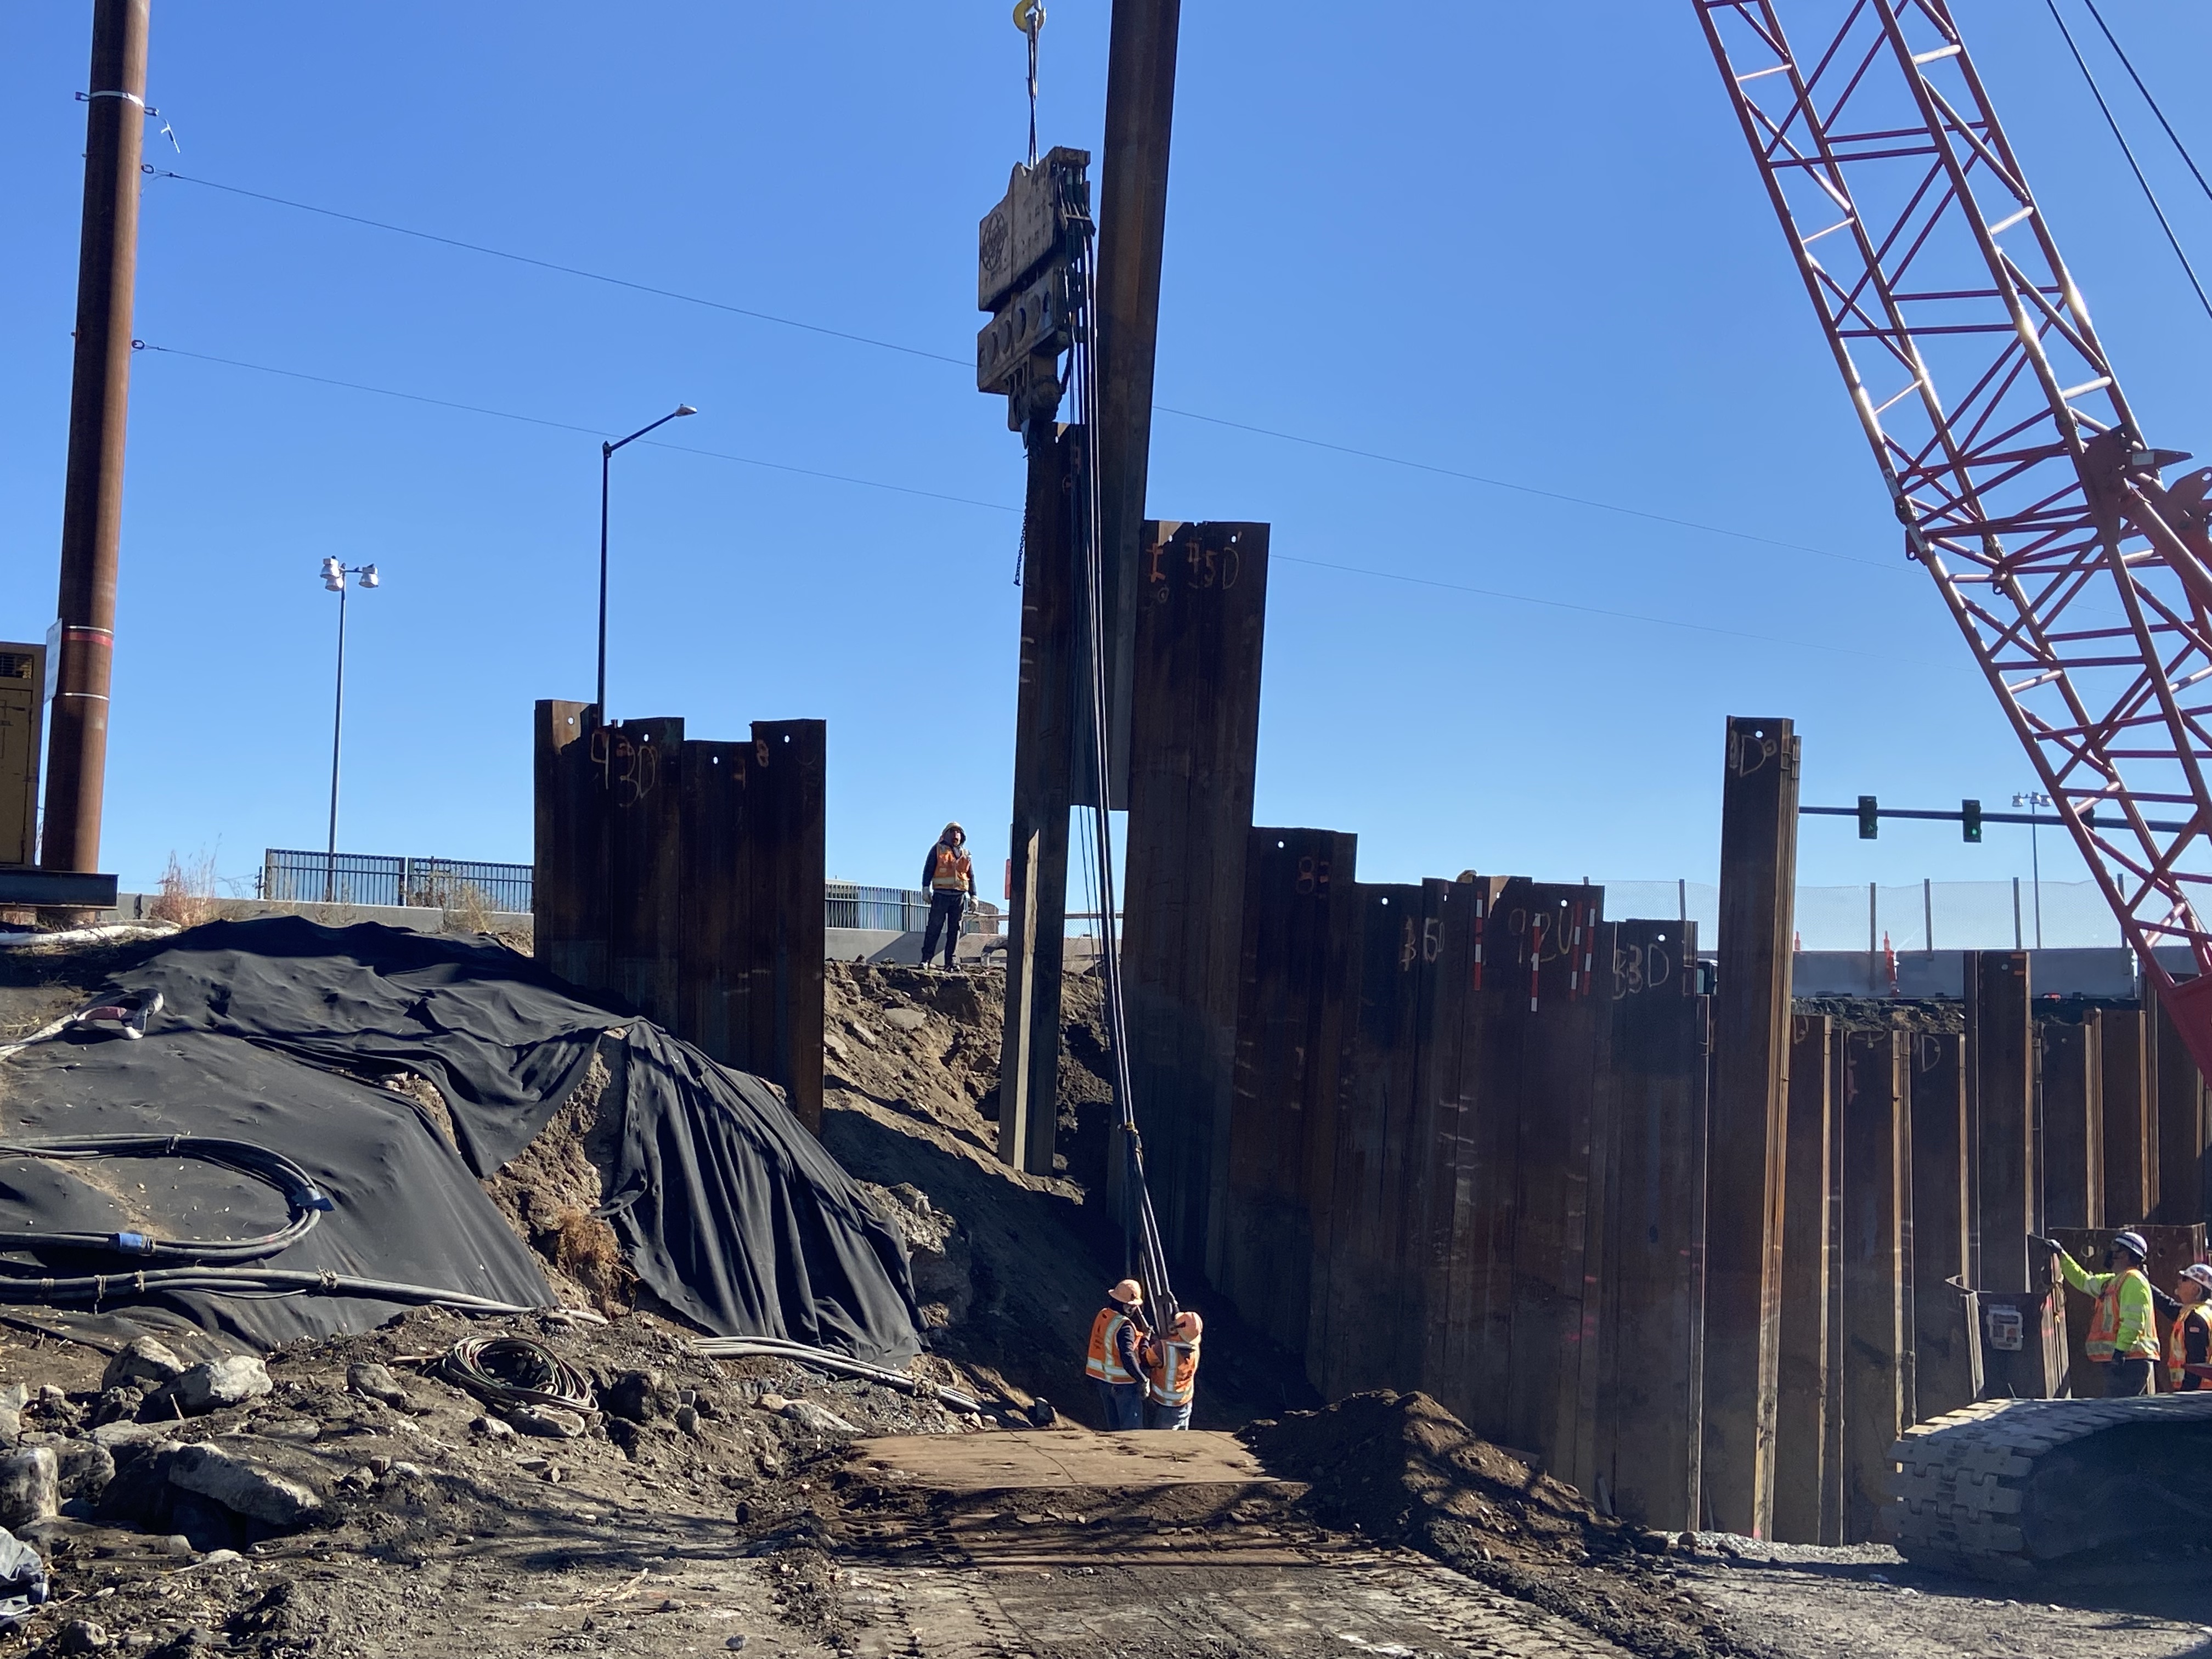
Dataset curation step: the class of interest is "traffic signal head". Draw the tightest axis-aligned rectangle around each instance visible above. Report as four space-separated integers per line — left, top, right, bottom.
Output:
1962 798 1982 843
1858 794 1878 839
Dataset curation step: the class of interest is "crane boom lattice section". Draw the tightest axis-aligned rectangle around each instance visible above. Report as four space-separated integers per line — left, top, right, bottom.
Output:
1696 0 2212 1016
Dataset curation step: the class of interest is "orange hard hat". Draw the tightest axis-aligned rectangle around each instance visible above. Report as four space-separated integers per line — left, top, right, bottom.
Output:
1172 1311 1203 1339
1108 1279 1144 1306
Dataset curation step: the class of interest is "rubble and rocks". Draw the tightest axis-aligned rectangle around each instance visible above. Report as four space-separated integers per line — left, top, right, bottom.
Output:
153 1356 272 1418
1245 1392 1775 1659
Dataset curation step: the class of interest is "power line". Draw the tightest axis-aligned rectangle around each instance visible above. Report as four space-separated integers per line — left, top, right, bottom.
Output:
1272 554 1944 667
146 168 1891 573
2045 1 2212 324
139 343 1023 514
143 341 1926 657
2079 0 2212 213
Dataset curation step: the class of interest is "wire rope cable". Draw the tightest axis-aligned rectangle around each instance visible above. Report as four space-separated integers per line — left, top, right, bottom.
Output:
690 1335 984 1413
0 1136 331 1265
2045 0 2212 324
433 1334 600 1415
1054 171 1178 1331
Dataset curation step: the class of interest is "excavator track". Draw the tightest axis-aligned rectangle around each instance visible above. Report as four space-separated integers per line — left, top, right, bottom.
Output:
1889 1394 2212 1579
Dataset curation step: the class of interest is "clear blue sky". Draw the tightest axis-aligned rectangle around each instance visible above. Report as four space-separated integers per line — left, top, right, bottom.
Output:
3 2 2208 903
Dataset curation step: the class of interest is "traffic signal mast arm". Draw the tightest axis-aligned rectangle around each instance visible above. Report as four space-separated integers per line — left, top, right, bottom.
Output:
1695 1 2212 1070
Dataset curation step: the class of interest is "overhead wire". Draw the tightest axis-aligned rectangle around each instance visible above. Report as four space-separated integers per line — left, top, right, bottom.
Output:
2044 0 2212 324
2078 0 2212 212
140 168 1884 573
136 342 1937 665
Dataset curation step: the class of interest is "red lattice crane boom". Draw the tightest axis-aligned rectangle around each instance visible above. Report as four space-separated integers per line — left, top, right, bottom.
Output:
1696 0 2212 1074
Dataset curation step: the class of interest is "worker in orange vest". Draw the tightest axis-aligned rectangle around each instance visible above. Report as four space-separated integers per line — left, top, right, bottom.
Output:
2033 1229 2161 1396
2169 1263 2212 1393
1141 1310 1203 1430
1084 1279 1147 1431
918 822 974 971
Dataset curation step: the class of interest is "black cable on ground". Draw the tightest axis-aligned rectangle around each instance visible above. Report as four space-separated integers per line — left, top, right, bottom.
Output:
0 1264 581 1318
692 1336 984 1414
434 1335 600 1415
0 1136 331 1265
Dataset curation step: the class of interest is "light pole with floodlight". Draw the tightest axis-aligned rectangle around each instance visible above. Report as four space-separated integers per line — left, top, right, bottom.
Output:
320 557 380 904
2012 789 2052 949
598 404 697 718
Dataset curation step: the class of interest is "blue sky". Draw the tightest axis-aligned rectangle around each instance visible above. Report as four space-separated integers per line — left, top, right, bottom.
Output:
4 2 2209 904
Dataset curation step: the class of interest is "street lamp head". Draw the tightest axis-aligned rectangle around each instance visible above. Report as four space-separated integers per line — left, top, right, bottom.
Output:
675 404 698 417
359 565 380 589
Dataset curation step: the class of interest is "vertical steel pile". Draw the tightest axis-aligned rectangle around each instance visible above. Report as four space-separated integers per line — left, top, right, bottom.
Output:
534 701 825 1131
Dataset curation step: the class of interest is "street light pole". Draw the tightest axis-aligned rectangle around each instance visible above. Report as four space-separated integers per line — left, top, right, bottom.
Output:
2012 789 2052 949
320 558 380 904
596 404 696 718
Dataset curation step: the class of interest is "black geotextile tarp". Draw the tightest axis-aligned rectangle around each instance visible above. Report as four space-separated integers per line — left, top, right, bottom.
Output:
0 918 920 1362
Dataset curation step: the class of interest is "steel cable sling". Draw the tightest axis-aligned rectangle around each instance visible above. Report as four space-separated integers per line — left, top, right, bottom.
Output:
1058 172 1179 1334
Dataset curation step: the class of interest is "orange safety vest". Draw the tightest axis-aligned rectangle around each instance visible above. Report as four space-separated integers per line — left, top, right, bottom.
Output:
1143 1335 1200 1406
1086 1308 1136 1385
930 844 973 890
2086 1267 2161 1361
2169 1303 2212 1392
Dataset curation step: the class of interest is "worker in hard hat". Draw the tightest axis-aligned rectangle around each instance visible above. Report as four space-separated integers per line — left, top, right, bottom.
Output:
918 822 974 971
2032 1230 2161 1396
1084 1279 1148 1431
1141 1309 1203 1430
2168 1263 2212 1393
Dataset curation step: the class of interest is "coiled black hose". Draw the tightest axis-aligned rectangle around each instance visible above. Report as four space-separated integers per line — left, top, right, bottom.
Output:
0 1135 331 1266
435 1335 599 1414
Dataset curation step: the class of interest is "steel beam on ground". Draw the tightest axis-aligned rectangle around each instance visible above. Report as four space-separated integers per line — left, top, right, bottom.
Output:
2101 1006 2153 1226
2040 1017 2102 1231
533 701 609 994
1968 951 2038 1291
2151 990 2207 1227
997 426 1078 1175
1121 520 1269 1275
1593 916 1708 1532
1705 716 1800 1538
1222 826 1357 1360
607 718 685 1029
1839 1030 1910 1546
1093 0 1181 805
1773 1013 1831 1544
40 0 149 895
1909 1031 1978 1418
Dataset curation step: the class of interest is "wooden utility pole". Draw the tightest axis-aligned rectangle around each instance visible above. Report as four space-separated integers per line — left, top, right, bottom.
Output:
1703 715 1799 1538
42 0 150 890
1093 0 1181 804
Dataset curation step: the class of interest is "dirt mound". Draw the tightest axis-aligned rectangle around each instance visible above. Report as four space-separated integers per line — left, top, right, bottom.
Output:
1246 1392 1779 1659
1243 1390 1604 1567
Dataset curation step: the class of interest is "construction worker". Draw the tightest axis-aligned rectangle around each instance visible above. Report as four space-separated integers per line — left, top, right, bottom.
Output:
918 822 974 970
2169 1263 2212 1393
1141 1309 1203 1430
2032 1229 2161 1396
1084 1279 1147 1431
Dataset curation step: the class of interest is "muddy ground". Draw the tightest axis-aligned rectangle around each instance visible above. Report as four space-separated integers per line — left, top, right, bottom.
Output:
1 926 2209 1658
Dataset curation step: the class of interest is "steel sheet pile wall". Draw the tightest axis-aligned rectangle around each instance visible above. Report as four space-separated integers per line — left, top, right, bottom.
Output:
534 701 826 1130
1216 848 1712 1528
1202 715 2212 1547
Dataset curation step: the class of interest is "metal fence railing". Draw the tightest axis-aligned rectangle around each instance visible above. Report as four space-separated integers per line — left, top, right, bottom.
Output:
261 850 534 913
263 855 1001 934
1598 877 2125 952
